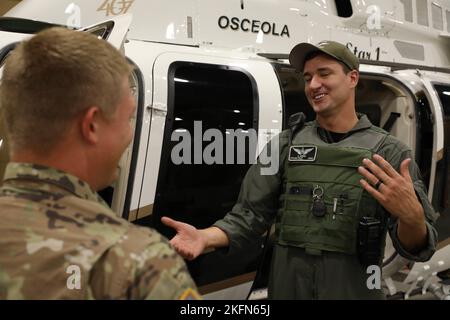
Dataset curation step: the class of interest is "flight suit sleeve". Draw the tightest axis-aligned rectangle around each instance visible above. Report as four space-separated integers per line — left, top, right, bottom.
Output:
379 138 439 262
90 225 200 300
213 130 291 253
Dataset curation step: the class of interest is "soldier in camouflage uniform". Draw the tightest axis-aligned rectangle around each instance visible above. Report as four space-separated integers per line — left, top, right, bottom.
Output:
0 28 199 300
162 41 438 299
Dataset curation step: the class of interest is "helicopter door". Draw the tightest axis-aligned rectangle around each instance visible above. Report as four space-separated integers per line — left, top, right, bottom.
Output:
0 43 17 179
134 52 283 297
427 82 450 244
420 79 448 213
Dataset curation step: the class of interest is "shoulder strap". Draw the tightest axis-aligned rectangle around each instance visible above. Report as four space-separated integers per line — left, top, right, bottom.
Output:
288 112 306 146
369 126 390 154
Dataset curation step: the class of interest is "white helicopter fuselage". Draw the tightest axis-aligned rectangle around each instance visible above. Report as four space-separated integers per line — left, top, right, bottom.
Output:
0 0 449 299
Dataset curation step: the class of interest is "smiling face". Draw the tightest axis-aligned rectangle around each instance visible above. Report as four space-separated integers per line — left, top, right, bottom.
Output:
303 54 358 118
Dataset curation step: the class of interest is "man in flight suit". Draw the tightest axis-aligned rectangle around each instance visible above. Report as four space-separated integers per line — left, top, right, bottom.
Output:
0 28 199 300
162 41 438 299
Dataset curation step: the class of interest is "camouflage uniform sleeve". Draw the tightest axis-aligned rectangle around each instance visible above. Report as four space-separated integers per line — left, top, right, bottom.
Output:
213 130 291 252
89 225 200 300
378 136 439 262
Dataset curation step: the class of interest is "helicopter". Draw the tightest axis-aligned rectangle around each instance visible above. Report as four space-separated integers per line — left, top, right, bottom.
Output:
0 0 449 299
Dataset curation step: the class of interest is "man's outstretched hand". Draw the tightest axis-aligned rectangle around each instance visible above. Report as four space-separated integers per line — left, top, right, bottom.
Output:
161 216 206 260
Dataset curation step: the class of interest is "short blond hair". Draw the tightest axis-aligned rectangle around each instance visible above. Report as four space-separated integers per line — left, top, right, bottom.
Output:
0 27 133 153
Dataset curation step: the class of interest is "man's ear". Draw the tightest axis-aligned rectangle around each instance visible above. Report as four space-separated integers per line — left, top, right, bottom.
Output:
348 70 359 88
80 106 101 144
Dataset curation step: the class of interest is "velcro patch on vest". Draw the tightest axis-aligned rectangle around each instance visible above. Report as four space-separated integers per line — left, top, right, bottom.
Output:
289 146 317 162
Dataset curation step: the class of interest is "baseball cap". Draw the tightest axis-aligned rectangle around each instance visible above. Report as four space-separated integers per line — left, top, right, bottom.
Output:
289 40 359 72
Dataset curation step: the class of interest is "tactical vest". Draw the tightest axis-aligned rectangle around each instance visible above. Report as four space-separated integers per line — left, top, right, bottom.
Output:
276 123 388 255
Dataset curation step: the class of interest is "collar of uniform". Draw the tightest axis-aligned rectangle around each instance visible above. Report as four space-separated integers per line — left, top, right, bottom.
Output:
2 162 109 207
312 113 372 133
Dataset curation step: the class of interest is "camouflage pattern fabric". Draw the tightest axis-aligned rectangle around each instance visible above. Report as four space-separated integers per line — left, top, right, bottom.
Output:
0 163 200 300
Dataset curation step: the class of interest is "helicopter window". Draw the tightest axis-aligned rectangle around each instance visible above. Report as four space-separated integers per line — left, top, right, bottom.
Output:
417 0 429 27
270 64 314 129
400 0 413 22
153 63 258 232
82 21 114 40
146 62 261 286
432 3 444 31
435 85 450 117
393 40 425 61
334 0 353 18
432 84 450 211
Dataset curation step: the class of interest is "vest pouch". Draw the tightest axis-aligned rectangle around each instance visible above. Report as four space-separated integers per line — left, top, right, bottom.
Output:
275 183 312 242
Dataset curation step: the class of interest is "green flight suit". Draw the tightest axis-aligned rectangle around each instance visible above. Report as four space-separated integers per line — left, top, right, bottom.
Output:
214 114 438 299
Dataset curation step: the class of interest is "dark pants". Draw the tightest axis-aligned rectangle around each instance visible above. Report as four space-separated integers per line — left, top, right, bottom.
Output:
268 244 385 299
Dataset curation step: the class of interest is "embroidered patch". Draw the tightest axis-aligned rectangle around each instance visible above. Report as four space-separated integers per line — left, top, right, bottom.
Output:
179 287 202 300
288 146 317 162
